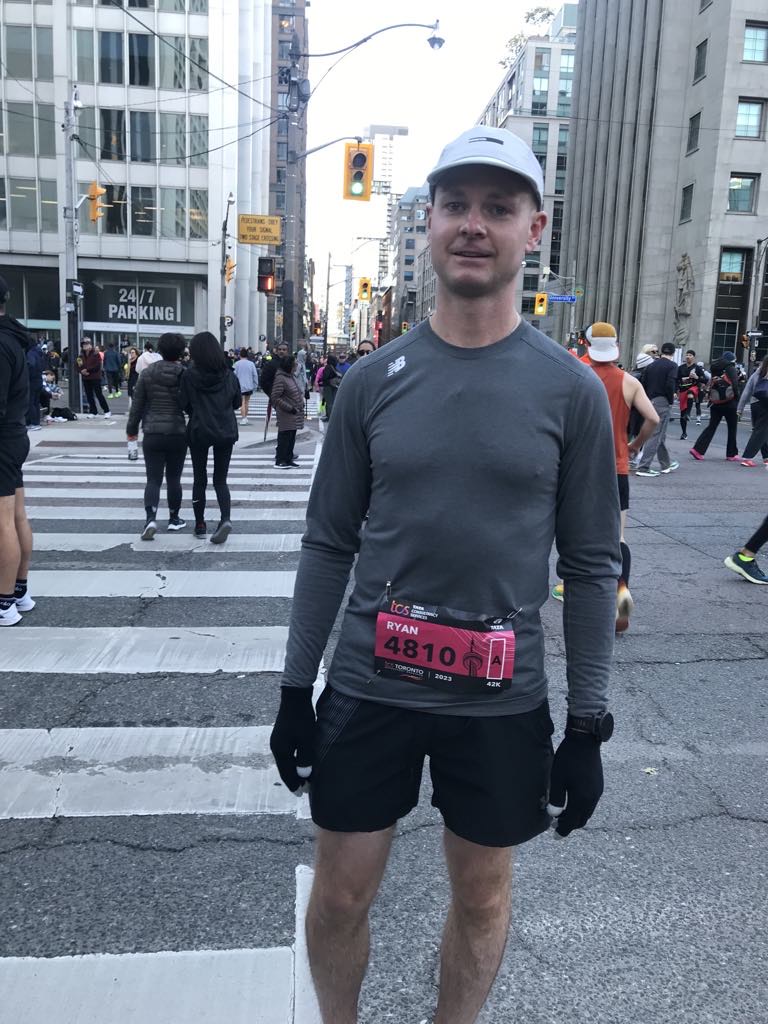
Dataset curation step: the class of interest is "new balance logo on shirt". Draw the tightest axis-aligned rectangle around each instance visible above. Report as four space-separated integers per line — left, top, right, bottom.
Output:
387 356 406 378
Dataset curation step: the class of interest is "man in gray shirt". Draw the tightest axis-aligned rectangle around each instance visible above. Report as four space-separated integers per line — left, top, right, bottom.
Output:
271 126 620 1024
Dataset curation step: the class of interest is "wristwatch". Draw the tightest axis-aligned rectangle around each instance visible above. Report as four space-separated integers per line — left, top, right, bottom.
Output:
565 711 614 742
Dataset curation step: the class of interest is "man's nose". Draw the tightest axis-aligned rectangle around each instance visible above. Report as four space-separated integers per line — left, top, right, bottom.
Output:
460 208 487 235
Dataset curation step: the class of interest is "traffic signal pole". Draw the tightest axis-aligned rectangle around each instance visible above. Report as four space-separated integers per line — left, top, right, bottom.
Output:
62 90 83 412
219 193 235 348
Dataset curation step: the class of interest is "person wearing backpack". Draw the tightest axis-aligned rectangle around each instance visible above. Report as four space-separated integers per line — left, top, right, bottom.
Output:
689 351 741 461
737 355 768 467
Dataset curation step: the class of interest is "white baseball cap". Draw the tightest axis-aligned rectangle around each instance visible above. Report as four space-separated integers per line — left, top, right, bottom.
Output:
427 126 544 209
585 322 620 362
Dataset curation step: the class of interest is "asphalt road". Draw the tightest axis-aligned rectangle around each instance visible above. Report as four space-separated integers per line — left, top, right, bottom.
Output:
0 412 766 1024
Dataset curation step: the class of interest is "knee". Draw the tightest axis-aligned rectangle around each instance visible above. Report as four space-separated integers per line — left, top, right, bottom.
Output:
451 869 511 924
309 874 377 929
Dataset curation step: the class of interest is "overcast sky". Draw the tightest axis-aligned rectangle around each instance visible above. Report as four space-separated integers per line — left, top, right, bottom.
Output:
301 0 537 310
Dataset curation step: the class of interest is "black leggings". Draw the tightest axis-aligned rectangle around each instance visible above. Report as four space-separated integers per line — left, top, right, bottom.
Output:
142 433 187 515
189 441 233 523
745 515 768 556
83 379 109 415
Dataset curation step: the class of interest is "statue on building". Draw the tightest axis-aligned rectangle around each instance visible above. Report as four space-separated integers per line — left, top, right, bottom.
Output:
673 253 695 347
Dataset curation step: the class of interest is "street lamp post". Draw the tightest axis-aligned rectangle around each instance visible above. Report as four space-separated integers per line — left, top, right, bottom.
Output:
543 261 578 342
220 191 235 348
747 237 768 367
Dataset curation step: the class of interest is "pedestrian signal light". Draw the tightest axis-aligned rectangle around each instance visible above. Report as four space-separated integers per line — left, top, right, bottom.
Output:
257 256 275 293
343 142 374 202
401 321 409 334
534 292 548 317
358 277 372 303
313 320 322 335
88 181 107 222
225 257 236 285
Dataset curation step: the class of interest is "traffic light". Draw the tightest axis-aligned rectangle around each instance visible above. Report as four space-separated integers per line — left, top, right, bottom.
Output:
358 277 372 303
401 321 409 334
257 257 275 293
534 292 548 317
225 256 236 285
88 181 107 222
343 142 374 202
313 320 322 335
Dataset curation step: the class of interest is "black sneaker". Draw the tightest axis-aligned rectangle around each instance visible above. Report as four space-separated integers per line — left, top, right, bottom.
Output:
210 520 232 545
141 519 157 541
167 515 186 532
194 521 207 538
724 553 768 585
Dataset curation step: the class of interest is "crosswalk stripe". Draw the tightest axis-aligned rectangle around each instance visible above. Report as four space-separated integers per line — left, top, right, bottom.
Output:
23 473 311 485
0 726 306 820
0 626 289 674
24 466 312 477
0 947 294 1024
24 487 310 502
26 506 308 521
33 533 303 552
29 569 296 598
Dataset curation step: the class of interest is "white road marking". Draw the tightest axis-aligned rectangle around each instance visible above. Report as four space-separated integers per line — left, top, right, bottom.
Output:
29 569 296 598
0 626 289 674
24 487 309 502
33 533 303 552
23 474 310 486
0 726 305 819
0 947 293 1024
26 506 308 521
294 866 322 1024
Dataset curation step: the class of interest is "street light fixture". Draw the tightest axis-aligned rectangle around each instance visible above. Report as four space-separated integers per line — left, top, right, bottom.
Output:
292 21 444 59
219 192 236 347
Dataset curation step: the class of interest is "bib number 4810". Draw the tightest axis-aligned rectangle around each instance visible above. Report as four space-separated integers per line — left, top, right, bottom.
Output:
383 635 456 666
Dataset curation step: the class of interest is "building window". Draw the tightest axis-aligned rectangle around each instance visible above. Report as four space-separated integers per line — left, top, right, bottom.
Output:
277 92 290 110
687 111 701 152
189 187 208 239
736 99 765 138
189 114 208 166
405 256 415 267
534 47 550 71
521 296 536 314
278 15 295 32
404 271 414 282
416 225 427 234
277 117 288 136
100 31 124 84
550 200 563 275
274 191 286 210
38 103 56 157
560 51 575 73
558 125 569 151
276 167 286 184
523 273 539 292
159 112 185 164
555 153 567 194
129 34 155 87
405 238 416 250
129 0 155 7
159 37 186 88
130 111 155 162
0 180 7 230
77 107 97 154
728 174 758 213
693 39 708 81
189 38 208 90
189 0 208 10
680 183 694 221
104 184 128 235
9 178 38 232
711 320 739 361
159 0 186 9
532 123 548 173
5 26 32 79
7 103 35 156
276 141 288 161
557 78 572 117
160 187 186 238
40 179 58 233
131 186 156 236
78 180 97 235
76 29 95 82
720 250 744 282
36 27 53 81
100 108 126 161
743 23 768 63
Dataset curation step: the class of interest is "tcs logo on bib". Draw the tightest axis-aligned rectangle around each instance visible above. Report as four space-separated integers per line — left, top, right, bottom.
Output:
390 600 411 616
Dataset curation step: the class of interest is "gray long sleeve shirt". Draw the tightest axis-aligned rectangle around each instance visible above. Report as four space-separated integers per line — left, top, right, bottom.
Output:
282 320 621 718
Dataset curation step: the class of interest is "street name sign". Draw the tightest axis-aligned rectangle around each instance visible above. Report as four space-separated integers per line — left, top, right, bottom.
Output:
548 294 577 303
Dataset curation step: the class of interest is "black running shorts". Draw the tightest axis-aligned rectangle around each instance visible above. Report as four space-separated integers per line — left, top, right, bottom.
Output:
0 433 30 497
309 686 555 848
617 473 629 512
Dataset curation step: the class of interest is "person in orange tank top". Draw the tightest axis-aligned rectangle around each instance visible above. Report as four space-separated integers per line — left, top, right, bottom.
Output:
553 323 659 632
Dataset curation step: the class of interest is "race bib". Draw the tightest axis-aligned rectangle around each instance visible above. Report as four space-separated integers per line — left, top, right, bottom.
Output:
374 594 517 695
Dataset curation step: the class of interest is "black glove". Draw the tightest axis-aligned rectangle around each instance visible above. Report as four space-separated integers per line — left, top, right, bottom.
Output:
546 732 604 837
269 687 316 793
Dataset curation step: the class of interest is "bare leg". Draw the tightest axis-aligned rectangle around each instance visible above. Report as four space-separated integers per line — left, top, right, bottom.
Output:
14 488 32 579
0 494 20 593
306 826 395 1024
242 394 250 417
434 828 514 1024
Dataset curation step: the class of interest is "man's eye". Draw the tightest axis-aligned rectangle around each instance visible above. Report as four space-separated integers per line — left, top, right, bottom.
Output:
490 205 510 216
444 201 463 212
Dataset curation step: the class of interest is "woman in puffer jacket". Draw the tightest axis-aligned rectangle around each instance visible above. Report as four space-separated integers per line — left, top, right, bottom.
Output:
270 353 305 468
126 332 187 541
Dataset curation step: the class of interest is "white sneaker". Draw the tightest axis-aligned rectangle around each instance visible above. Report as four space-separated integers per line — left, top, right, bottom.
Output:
102 411 112 418
240 417 249 425
0 603 22 626
15 593 35 612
